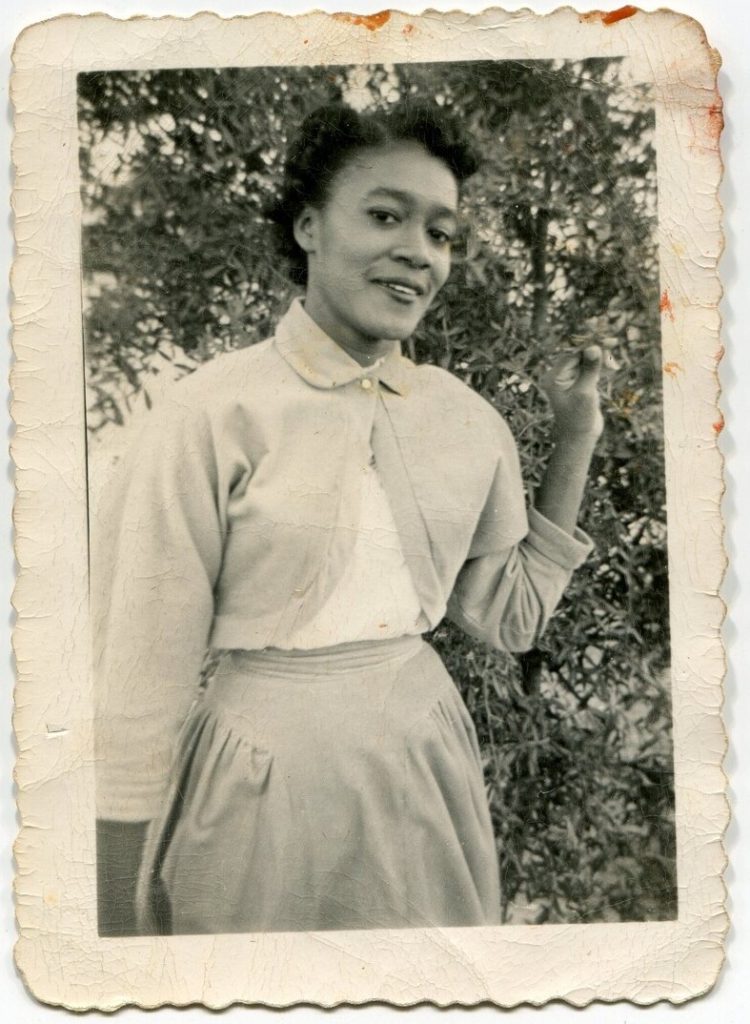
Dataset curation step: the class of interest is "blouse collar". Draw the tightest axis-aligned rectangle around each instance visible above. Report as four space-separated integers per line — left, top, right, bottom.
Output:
274 297 411 396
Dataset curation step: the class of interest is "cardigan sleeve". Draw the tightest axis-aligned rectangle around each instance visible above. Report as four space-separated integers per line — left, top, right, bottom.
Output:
446 413 593 652
92 384 227 822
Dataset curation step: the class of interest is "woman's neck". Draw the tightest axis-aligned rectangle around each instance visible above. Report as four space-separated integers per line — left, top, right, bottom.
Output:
301 298 395 367
332 335 395 368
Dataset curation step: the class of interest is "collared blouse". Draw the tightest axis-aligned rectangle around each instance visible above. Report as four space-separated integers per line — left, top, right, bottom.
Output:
285 449 428 648
93 298 592 821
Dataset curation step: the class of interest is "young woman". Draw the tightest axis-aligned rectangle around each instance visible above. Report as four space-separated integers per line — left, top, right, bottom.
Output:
95 101 603 935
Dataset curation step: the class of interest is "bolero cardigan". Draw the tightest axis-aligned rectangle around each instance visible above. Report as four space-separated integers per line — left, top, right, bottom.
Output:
93 298 593 821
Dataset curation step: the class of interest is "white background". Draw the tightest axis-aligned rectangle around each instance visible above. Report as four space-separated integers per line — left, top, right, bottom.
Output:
2 0 747 1019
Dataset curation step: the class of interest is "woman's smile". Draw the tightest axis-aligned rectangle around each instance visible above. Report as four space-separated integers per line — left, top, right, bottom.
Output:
371 277 427 302
294 140 459 364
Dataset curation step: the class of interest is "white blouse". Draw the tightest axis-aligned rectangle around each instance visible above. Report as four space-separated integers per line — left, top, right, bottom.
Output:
287 447 428 649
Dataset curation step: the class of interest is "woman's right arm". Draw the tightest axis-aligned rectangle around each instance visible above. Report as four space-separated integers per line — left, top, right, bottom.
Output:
93 382 228 929
96 819 150 936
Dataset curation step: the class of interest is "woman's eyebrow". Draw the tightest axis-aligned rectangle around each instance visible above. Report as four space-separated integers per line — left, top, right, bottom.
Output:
365 187 458 221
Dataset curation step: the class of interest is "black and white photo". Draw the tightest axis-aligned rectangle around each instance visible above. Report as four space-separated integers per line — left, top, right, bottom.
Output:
10 8 725 1009
81 58 674 936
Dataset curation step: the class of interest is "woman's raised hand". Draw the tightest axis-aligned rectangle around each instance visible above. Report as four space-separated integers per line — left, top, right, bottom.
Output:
541 345 605 443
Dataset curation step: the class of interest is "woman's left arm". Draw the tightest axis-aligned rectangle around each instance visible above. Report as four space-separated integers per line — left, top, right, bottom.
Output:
446 346 603 653
534 344 604 535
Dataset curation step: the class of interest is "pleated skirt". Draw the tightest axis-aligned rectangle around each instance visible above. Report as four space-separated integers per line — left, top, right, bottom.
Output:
135 635 501 934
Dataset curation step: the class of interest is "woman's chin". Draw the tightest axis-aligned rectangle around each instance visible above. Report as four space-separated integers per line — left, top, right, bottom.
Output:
364 305 425 341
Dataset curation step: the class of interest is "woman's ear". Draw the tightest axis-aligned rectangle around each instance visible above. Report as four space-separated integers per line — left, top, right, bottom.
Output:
293 206 319 255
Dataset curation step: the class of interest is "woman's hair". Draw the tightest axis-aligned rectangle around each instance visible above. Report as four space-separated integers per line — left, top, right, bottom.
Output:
265 100 480 286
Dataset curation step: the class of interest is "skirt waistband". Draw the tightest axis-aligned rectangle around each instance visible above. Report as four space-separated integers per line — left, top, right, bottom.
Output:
217 634 425 680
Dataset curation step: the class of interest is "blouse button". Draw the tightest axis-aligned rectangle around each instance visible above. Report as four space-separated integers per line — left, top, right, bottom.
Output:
360 378 374 391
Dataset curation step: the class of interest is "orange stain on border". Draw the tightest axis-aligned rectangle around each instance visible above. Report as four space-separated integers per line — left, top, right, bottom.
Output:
663 362 681 378
602 5 638 25
707 101 724 142
581 6 638 25
713 416 724 436
333 11 392 31
659 290 675 321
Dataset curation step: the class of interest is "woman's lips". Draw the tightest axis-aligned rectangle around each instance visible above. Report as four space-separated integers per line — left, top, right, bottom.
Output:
372 279 425 304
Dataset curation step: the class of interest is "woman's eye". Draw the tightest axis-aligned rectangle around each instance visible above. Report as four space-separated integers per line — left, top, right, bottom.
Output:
368 208 399 225
430 228 454 246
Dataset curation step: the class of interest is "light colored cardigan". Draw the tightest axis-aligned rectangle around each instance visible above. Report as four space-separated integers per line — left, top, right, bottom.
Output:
93 298 592 820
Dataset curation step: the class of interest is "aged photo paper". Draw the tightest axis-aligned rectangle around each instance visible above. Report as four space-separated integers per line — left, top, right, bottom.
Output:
11 6 726 1010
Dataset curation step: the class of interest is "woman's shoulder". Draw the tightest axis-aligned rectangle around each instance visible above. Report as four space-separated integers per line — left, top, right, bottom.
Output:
127 338 282 448
174 336 278 391
407 361 515 442
156 336 282 409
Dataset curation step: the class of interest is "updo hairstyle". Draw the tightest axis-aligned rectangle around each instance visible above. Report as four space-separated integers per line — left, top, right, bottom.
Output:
265 100 480 286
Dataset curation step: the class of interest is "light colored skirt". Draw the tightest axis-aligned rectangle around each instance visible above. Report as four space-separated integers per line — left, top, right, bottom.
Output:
136 636 501 934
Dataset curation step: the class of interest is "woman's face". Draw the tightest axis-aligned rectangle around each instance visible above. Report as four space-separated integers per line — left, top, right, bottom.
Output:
295 141 459 358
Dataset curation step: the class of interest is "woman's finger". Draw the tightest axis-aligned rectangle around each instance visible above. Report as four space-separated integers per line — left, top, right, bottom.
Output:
544 344 605 394
548 350 582 391
576 345 603 385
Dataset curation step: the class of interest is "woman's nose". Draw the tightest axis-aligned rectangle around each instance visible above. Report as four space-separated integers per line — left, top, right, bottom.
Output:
392 228 432 269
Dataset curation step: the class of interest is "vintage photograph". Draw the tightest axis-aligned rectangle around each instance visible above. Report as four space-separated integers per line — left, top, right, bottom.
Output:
11 8 725 1010
81 58 675 936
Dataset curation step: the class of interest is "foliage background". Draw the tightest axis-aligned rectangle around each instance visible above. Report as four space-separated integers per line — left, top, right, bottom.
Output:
77 59 675 924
